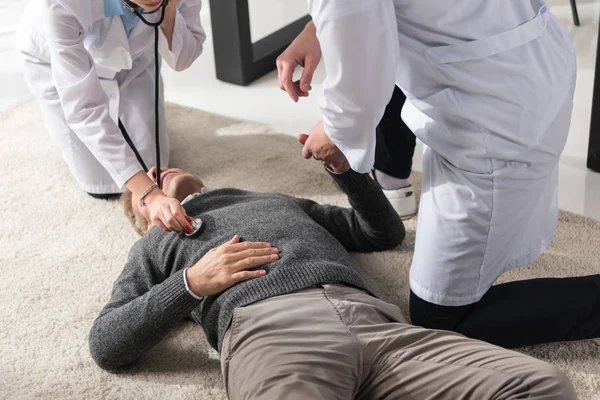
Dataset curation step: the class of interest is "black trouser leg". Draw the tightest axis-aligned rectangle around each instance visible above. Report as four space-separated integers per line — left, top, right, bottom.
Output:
409 275 600 349
88 192 121 200
374 86 416 180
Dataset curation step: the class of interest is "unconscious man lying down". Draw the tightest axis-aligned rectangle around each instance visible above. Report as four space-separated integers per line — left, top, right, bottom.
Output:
89 159 576 400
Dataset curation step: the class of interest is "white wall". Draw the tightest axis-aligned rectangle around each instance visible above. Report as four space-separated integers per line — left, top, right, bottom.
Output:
247 0 308 42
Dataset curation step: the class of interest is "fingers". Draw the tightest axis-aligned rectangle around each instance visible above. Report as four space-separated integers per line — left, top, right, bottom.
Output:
299 55 317 94
301 134 313 159
302 143 313 159
293 80 310 98
229 247 279 264
160 208 183 231
228 234 241 245
298 134 309 145
219 239 279 271
153 218 171 232
276 60 283 84
148 196 188 232
225 240 271 253
232 252 279 272
231 269 267 283
169 203 192 233
279 62 299 102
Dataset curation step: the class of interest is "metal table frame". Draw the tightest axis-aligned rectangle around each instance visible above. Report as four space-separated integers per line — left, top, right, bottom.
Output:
588 15 600 172
209 0 310 86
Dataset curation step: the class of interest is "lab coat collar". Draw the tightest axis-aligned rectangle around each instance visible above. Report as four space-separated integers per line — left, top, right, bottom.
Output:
83 16 133 78
103 0 140 36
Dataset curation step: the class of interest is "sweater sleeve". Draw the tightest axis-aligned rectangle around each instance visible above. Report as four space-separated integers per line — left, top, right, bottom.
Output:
290 169 405 252
88 240 201 370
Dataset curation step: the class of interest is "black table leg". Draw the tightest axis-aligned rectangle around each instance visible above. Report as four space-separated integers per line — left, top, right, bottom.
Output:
570 0 581 26
588 16 600 172
209 0 311 86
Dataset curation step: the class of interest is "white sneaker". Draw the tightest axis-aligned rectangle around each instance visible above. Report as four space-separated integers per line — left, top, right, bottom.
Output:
382 184 418 220
371 171 417 220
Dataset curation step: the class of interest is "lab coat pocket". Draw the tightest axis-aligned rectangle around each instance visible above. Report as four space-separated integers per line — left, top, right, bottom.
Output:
405 88 492 174
406 88 463 122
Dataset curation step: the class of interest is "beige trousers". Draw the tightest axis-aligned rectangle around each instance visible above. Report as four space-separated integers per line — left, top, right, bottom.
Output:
221 284 576 400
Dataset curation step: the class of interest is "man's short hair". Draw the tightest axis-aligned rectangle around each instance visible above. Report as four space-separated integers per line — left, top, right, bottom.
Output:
120 189 148 236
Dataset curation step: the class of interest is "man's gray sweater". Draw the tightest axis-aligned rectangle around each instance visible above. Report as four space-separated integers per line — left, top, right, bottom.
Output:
89 170 405 370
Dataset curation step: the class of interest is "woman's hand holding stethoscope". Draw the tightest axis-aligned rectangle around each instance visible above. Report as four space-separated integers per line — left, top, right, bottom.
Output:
128 169 194 234
143 189 195 233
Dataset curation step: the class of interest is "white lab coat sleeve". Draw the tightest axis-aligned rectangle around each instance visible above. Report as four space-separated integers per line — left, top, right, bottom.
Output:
158 0 206 72
309 0 398 173
41 1 143 188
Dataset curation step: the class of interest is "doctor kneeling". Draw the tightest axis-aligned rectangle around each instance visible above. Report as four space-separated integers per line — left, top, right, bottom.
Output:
302 0 600 348
16 0 205 233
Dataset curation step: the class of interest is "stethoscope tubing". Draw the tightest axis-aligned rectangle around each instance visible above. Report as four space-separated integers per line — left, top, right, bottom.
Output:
119 0 168 188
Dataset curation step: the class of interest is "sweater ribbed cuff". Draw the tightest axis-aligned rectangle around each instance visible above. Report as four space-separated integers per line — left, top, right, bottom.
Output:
156 269 202 317
327 169 374 194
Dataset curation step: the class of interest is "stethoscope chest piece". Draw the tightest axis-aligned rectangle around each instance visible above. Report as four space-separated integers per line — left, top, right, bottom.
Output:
185 218 203 237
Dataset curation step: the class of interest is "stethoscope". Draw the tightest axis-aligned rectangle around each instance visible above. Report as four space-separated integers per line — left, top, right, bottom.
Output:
119 0 204 237
120 0 168 189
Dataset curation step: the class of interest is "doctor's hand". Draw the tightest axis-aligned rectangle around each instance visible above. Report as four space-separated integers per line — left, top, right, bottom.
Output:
144 190 195 233
276 21 321 102
185 235 278 297
299 121 350 173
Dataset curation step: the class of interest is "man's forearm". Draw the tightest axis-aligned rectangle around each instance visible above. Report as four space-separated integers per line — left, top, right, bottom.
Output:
330 170 405 249
293 169 405 252
89 269 200 370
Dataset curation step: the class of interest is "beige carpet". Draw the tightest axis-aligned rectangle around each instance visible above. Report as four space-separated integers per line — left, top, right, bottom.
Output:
1 100 599 400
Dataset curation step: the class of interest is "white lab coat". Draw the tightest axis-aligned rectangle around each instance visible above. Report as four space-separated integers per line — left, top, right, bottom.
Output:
308 0 577 305
16 0 205 194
